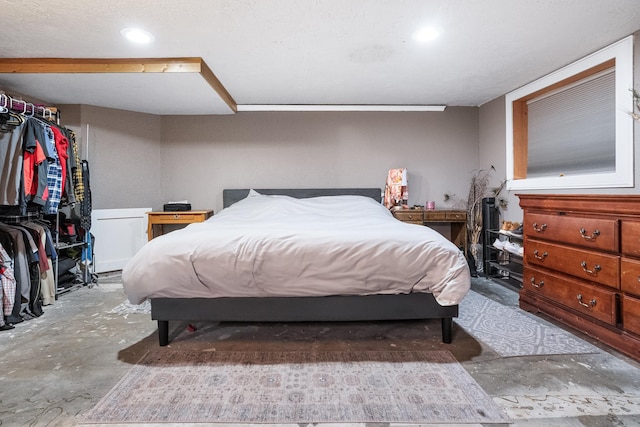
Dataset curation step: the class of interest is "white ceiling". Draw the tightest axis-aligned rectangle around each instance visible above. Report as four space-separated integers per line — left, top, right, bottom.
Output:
0 0 639 115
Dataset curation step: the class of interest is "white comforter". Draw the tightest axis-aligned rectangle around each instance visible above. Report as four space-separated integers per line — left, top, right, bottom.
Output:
122 192 471 306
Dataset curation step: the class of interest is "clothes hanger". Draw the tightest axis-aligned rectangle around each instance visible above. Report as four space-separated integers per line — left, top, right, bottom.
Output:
0 102 22 130
0 93 8 114
1 94 50 124
24 101 36 117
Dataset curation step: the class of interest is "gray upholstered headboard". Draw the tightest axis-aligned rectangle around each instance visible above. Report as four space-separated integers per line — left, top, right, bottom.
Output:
223 188 382 208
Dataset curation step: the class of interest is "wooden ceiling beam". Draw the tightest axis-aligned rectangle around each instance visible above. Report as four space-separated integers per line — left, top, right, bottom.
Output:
0 57 237 112
198 59 237 113
0 57 204 73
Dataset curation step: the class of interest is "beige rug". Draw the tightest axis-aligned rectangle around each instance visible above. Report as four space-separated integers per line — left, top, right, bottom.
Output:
80 350 510 424
457 291 598 357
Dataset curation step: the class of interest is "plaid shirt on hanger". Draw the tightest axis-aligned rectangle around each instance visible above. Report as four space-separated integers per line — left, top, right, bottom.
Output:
43 125 63 214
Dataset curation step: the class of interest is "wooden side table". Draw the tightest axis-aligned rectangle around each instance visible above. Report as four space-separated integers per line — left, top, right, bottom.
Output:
392 208 467 255
147 210 214 240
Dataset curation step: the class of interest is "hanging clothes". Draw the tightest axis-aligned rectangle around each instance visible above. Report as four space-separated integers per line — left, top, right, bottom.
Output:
43 124 63 214
61 128 76 206
23 222 54 305
0 243 17 330
80 160 93 267
23 118 50 208
0 99 82 217
0 113 26 211
69 130 84 203
0 221 51 322
0 225 29 323
50 127 69 200
383 168 408 209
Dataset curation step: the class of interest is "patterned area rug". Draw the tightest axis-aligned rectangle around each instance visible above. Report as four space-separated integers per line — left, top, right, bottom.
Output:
80 350 510 424
456 291 599 357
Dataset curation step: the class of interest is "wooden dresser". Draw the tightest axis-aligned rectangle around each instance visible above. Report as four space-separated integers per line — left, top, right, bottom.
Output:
519 194 640 360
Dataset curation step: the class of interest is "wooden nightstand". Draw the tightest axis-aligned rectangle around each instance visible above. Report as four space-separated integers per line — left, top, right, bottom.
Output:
147 210 214 240
392 208 467 255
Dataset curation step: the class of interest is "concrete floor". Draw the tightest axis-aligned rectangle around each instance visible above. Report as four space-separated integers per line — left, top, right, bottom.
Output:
1 274 640 427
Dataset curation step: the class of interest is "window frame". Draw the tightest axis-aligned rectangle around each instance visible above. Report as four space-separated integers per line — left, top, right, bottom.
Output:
505 36 634 191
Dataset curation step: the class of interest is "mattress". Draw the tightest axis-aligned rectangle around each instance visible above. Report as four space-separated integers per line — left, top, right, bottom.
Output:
122 191 471 305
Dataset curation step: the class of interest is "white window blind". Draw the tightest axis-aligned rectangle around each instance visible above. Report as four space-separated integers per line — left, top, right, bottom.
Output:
526 69 615 178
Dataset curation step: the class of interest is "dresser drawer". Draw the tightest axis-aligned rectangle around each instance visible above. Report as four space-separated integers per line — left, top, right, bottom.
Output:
523 267 617 325
621 257 640 297
525 212 618 251
526 239 620 288
622 295 640 336
393 210 424 224
621 221 640 257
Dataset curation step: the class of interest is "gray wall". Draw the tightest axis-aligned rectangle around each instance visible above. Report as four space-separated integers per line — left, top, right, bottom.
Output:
160 108 480 213
478 96 522 222
56 106 480 213
61 104 163 210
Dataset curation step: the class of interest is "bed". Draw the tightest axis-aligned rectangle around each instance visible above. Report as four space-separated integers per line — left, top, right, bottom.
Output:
122 188 471 346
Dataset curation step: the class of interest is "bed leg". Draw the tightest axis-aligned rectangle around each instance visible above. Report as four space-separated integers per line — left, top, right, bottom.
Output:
158 320 169 346
441 317 453 344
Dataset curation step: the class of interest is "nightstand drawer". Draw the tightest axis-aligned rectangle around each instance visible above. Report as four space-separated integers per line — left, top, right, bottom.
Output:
523 267 617 325
525 212 617 251
445 211 466 221
152 213 199 223
525 239 620 288
393 210 424 223
423 211 448 221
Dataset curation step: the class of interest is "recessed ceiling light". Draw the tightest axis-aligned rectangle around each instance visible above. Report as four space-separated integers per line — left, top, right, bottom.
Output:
412 27 441 42
121 27 155 44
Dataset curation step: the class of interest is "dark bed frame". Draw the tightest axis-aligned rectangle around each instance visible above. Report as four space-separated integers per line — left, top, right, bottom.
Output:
150 188 459 346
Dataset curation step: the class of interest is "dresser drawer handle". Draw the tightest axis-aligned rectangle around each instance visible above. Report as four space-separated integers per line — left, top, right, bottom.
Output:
580 261 601 275
576 294 597 308
533 249 548 260
579 228 600 241
530 277 545 288
532 222 547 233
173 214 181 219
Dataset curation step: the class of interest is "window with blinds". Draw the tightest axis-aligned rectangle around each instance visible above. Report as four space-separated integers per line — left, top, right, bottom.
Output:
505 36 634 191
526 69 615 178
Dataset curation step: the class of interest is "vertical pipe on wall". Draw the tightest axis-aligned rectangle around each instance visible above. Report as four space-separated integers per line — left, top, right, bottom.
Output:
86 124 90 160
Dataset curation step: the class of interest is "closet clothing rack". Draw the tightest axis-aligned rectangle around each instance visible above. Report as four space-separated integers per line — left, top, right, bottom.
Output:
0 90 93 309
54 208 94 297
0 92 59 123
